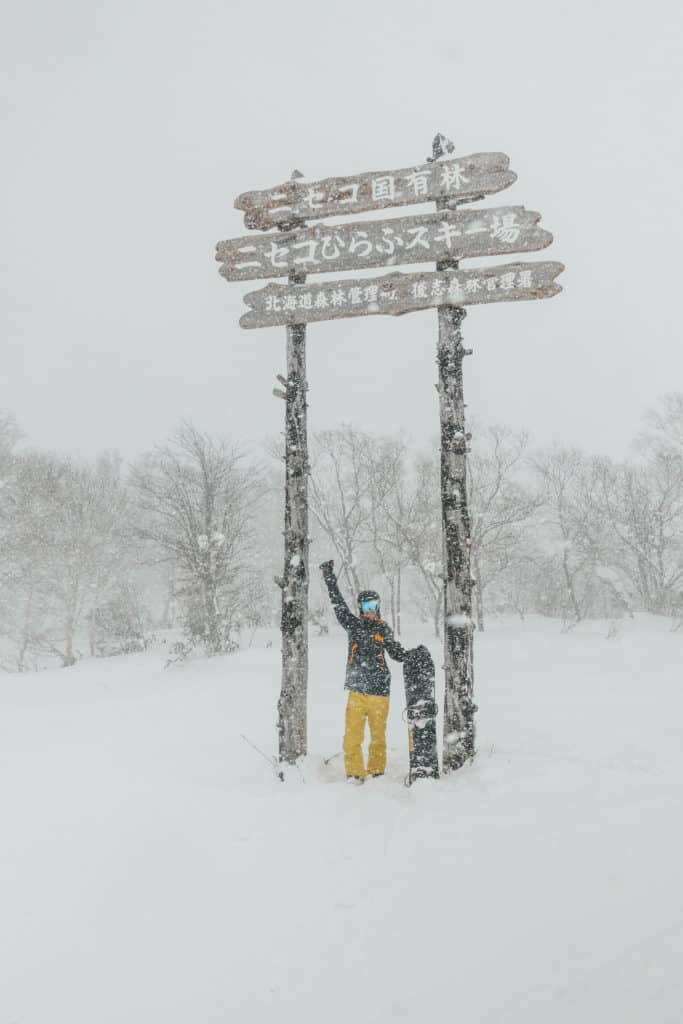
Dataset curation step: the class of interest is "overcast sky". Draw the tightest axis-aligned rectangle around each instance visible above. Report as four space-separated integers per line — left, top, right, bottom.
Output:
2 0 682 461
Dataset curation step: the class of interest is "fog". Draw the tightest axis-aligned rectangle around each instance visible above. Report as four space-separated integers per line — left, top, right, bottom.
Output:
2 0 682 459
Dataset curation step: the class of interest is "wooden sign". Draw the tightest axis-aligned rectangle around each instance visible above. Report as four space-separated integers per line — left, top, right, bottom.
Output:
239 261 564 329
216 135 566 777
235 152 516 230
217 207 552 282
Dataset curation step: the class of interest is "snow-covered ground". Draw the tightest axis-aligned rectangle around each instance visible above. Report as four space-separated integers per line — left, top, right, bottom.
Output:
1 616 681 1023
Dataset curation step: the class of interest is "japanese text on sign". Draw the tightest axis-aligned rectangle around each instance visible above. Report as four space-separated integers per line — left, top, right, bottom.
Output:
217 208 551 282
235 152 517 229
239 261 565 329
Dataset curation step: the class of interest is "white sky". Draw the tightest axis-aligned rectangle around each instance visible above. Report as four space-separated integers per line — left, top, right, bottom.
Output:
2 0 682 460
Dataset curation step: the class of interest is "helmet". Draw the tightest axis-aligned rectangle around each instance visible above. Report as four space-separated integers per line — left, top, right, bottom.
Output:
357 589 380 613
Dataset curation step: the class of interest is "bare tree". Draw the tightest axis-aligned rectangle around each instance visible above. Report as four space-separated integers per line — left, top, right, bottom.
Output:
611 394 683 615
131 423 262 656
639 392 683 454
0 411 21 486
389 451 444 638
0 438 49 671
363 435 409 633
468 425 540 630
1 450 132 668
595 449 682 615
532 448 608 626
309 426 372 598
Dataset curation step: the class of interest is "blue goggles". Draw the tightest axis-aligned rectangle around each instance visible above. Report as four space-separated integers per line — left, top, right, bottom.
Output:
360 598 380 613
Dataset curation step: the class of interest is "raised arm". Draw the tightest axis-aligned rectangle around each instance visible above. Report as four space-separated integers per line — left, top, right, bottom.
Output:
320 560 356 631
383 625 408 663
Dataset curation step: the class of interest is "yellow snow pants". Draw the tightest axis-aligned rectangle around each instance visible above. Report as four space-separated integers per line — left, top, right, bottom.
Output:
343 691 390 778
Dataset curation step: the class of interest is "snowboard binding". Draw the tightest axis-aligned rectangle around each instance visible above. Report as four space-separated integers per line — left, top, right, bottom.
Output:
403 697 438 727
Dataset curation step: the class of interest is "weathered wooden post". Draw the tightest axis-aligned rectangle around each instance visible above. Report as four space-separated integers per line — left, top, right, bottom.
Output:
275 173 309 767
431 134 476 772
437 304 476 769
276 275 309 765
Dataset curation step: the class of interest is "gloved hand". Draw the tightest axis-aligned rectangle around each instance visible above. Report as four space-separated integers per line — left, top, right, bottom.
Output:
319 559 334 575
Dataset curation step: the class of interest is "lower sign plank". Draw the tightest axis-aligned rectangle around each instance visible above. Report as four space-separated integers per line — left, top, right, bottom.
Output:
239 262 565 329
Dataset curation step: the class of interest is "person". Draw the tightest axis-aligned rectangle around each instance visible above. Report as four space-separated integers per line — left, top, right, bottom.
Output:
320 559 407 784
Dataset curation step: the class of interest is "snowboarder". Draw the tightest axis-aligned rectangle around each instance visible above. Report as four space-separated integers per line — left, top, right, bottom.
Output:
320 559 407 783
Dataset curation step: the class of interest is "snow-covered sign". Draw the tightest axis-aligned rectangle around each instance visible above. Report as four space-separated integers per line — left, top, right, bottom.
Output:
215 136 565 773
239 261 565 329
216 206 552 282
235 153 516 230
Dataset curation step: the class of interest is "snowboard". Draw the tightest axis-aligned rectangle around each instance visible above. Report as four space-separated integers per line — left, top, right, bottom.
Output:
403 645 439 783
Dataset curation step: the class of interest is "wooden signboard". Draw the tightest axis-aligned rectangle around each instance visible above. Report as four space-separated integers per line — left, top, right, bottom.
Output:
239 261 565 329
235 152 516 230
217 207 552 282
215 135 565 775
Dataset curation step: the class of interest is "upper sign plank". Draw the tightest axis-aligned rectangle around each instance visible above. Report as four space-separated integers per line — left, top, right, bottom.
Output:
217 207 552 282
235 153 516 230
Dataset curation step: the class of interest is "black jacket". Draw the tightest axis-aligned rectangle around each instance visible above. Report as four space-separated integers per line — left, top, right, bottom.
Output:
323 570 406 696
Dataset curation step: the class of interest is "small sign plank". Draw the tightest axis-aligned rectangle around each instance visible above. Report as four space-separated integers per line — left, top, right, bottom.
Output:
239 261 565 330
235 153 516 230
216 207 552 282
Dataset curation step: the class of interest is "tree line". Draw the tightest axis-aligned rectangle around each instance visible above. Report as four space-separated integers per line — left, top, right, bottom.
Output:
0 395 681 671
307 396 682 636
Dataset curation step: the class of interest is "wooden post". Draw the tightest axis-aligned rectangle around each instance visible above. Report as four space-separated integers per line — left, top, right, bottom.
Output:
276 174 309 767
432 134 476 772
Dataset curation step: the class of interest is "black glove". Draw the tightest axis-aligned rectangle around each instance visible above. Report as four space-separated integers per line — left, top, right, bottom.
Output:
319 559 334 575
